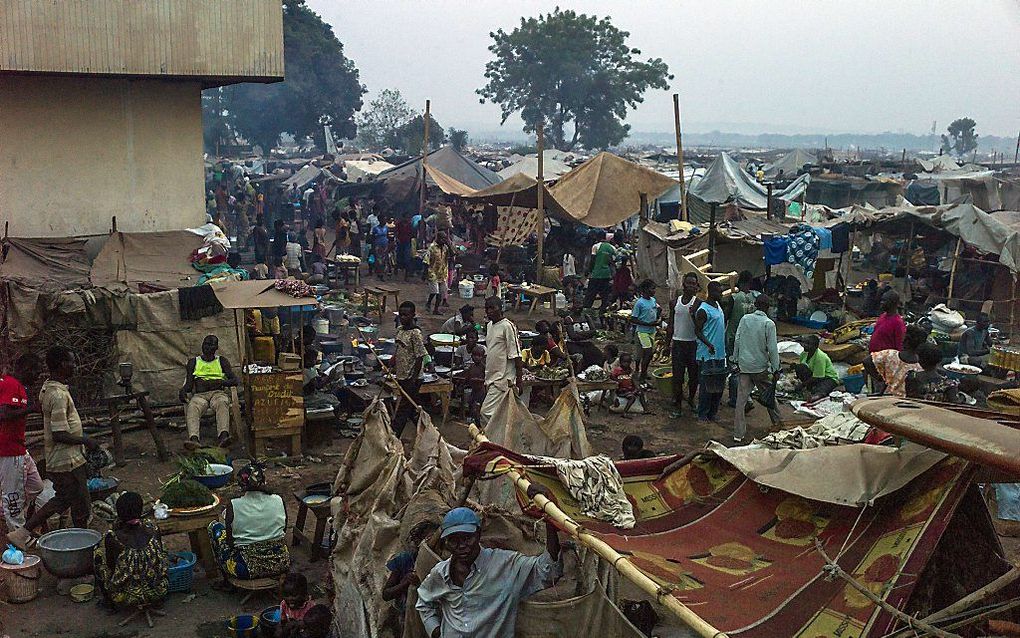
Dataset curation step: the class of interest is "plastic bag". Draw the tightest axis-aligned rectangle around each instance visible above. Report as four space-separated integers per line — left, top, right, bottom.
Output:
2 544 24 565
928 304 964 331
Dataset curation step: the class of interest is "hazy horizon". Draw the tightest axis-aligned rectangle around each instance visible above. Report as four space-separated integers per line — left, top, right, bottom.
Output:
308 0 1020 141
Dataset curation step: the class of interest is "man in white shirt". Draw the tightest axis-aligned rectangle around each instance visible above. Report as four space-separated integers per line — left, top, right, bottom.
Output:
479 296 523 422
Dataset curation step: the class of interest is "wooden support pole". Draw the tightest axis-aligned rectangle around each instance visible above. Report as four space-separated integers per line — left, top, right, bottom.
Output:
535 121 545 282
766 182 774 220
922 566 1020 624
708 203 718 264
672 93 688 221
420 100 431 215
946 238 963 306
1014 130 1019 164
468 425 727 638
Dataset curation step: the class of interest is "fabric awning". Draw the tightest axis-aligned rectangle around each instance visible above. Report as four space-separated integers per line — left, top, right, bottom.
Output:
462 172 572 221
210 280 320 309
424 164 476 196
549 152 676 228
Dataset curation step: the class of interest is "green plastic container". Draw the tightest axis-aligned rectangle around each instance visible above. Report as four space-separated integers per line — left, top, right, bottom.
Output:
651 366 673 395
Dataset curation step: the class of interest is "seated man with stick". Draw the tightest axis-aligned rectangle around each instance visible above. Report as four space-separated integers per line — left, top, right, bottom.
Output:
180 335 238 450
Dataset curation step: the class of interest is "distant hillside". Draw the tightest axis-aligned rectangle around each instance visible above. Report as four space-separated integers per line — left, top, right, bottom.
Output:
470 127 1016 154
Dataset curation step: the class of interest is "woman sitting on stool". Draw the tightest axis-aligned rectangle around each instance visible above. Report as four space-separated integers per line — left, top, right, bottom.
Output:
208 461 290 582
93 491 168 610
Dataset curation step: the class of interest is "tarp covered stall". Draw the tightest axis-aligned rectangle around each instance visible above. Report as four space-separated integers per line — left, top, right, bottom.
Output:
375 146 501 192
112 289 241 405
763 149 817 179
549 152 675 228
462 172 572 222
806 176 902 210
282 164 325 189
497 154 572 181
688 152 810 222
423 164 475 196
90 228 208 291
0 237 92 291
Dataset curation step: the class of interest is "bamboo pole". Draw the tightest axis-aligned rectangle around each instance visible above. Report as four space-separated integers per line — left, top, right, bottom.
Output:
672 93 688 221
922 566 1020 624
535 121 545 282
468 424 728 638
946 238 963 305
420 99 431 215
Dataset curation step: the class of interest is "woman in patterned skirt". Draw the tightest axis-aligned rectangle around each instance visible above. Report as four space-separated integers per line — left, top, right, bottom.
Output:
207 461 290 580
93 491 168 609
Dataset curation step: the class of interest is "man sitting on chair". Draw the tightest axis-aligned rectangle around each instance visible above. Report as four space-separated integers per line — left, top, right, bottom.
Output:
180 335 238 450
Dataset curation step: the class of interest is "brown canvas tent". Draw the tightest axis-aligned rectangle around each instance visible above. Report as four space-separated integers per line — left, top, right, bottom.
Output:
461 172 572 221
90 229 207 291
0 237 91 290
550 152 675 228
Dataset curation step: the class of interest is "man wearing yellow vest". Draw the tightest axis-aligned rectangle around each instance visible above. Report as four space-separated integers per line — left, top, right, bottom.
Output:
180 335 238 450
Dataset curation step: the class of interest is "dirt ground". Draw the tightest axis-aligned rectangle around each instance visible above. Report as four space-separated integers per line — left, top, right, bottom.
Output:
2 274 1015 638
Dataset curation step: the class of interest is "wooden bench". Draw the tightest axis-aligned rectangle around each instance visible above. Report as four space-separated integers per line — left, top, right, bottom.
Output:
363 284 401 322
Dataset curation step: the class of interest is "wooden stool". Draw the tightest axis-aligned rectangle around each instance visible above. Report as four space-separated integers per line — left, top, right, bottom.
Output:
227 575 282 605
292 491 331 561
103 390 169 466
119 604 167 629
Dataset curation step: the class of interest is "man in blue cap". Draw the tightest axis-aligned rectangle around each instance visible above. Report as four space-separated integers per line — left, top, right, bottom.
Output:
416 485 562 638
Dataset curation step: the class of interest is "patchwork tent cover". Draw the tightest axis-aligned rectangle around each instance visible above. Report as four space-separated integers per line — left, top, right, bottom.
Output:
462 172 572 222
376 146 501 192
465 443 977 637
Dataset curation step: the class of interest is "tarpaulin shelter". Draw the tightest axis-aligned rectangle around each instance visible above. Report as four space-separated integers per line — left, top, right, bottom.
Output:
688 152 810 221
462 172 571 219
282 164 325 189
549 152 675 228
375 145 501 193
806 175 902 209
497 154 572 181
0 236 91 291
763 148 817 178
423 164 475 196
465 441 1012 637
90 228 209 291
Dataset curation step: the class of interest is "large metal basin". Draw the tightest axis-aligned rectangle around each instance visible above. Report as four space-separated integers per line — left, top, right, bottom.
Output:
37 528 102 578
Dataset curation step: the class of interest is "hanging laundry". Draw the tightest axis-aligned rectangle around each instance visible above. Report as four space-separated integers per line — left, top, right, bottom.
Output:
763 235 790 265
812 227 833 251
787 224 820 278
829 222 850 253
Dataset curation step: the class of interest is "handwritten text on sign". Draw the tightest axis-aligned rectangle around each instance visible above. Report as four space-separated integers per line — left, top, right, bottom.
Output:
249 372 303 431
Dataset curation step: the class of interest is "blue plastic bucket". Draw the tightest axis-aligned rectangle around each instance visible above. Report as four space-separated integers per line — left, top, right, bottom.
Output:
842 373 865 394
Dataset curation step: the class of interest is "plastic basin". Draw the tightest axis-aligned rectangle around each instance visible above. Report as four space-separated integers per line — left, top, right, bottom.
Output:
194 464 234 490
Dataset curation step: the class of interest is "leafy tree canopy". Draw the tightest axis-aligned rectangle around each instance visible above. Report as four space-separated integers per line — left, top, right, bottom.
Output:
940 117 978 157
447 128 470 151
477 8 671 151
355 89 415 150
397 114 445 155
208 0 365 155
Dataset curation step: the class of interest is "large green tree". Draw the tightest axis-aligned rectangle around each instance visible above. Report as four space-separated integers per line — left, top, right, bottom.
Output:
447 128 469 151
940 117 979 158
397 114 445 155
477 9 672 151
355 89 415 150
209 0 365 155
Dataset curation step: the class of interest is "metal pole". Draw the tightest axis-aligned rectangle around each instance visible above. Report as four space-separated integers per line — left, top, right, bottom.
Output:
1014 131 1019 165
420 99 431 214
535 121 545 282
709 203 717 264
672 93 688 221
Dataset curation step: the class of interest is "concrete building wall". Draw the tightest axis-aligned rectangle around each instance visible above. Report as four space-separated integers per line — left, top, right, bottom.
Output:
0 75 205 237
0 0 284 81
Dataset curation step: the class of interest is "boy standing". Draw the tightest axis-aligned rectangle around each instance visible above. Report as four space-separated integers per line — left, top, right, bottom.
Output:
630 280 659 387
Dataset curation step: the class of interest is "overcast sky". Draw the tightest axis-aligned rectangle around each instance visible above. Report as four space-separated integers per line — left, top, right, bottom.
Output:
308 0 1020 138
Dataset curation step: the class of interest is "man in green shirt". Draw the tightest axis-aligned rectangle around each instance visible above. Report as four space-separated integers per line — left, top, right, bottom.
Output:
795 334 840 400
582 231 616 309
725 271 756 356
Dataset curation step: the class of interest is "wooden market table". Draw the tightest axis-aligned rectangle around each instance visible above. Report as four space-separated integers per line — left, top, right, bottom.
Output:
363 284 401 323
522 377 618 411
510 283 558 316
157 509 220 578
332 257 361 288
387 378 453 425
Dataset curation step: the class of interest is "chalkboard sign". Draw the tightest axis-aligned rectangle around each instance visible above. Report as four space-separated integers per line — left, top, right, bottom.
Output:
248 372 303 432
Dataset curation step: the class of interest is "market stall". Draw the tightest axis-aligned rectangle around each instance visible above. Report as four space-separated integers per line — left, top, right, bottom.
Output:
209 280 320 457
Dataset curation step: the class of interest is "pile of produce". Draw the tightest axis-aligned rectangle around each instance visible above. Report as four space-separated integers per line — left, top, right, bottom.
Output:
274 279 316 298
161 479 214 509
175 454 214 478
595 329 626 343
534 365 570 381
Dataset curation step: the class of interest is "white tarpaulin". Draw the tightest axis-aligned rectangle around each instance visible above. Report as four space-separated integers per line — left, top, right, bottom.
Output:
690 152 810 209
